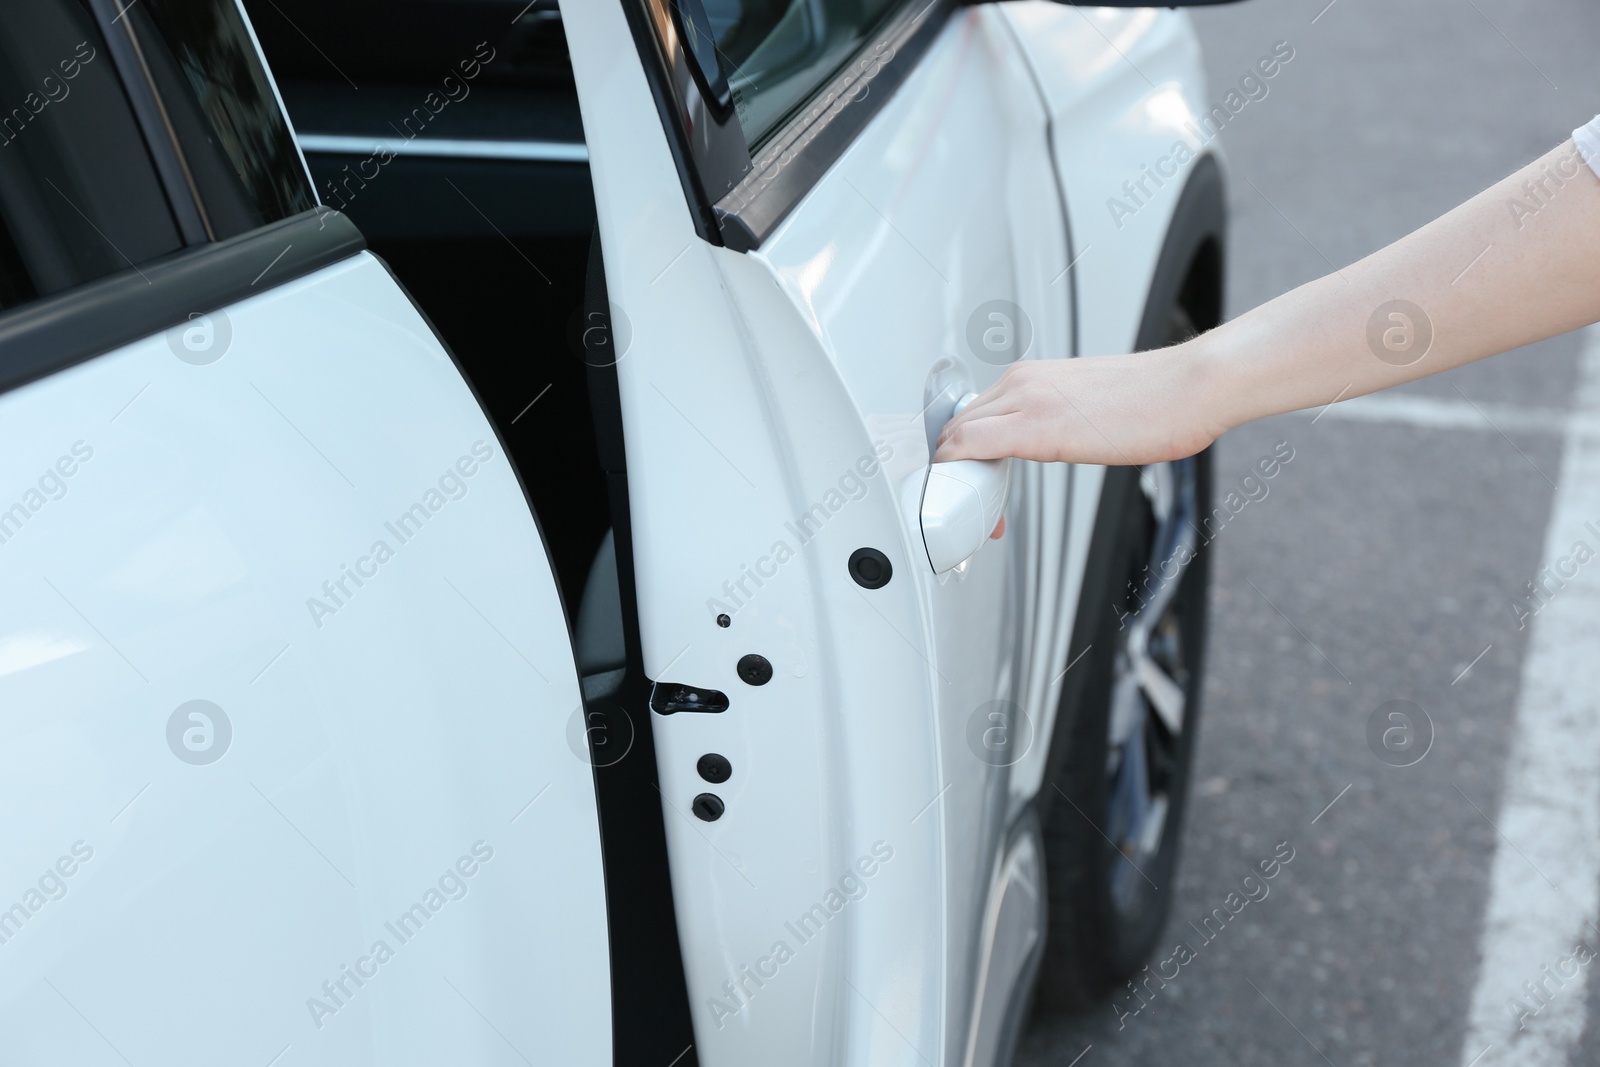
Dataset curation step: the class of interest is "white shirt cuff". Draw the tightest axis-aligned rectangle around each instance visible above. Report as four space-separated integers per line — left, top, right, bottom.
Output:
1575 114 1600 179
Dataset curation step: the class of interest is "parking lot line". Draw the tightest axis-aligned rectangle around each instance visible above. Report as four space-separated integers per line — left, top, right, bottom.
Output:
1458 325 1600 1067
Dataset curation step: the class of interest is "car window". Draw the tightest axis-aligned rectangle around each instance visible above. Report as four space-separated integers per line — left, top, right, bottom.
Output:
0 0 182 309
0 0 315 321
127 0 316 237
704 0 900 148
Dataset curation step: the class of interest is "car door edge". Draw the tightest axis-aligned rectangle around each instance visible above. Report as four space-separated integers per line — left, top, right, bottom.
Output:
0 207 363 397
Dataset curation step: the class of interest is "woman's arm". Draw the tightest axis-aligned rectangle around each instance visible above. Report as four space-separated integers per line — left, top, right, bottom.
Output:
936 138 1600 467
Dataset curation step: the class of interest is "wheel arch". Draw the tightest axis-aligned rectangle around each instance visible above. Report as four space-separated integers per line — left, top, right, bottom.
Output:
1134 152 1227 349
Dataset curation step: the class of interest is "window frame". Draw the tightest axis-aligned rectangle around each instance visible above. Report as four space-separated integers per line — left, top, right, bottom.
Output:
0 208 363 397
625 0 954 251
0 0 344 396
82 0 318 244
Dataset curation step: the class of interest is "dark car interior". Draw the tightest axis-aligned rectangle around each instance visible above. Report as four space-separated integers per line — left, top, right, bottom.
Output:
241 0 612 652
240 9 700 1060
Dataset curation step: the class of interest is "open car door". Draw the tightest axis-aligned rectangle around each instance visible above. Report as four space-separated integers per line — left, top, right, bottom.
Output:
0 2 609 1064
563 1 1083 1064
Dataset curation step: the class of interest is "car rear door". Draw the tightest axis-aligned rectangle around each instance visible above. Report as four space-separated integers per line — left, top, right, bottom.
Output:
562 2 1085 1064
0 3 608 1064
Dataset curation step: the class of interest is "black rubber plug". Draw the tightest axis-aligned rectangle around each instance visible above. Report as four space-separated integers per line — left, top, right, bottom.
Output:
737 654 773 686
692 793 725 821
697 753 732 783
849 547 892 589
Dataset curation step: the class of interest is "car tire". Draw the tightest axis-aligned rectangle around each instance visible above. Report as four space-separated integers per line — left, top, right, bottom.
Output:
1032 303 1214 1013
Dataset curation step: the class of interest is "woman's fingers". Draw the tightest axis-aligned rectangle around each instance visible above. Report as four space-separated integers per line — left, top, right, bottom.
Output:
930 349 1216 466
937 379 1025 448
937 403 1008 451
934 410 1034 462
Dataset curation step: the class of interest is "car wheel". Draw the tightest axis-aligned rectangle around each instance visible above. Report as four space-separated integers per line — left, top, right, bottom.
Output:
1034 305 1213 1012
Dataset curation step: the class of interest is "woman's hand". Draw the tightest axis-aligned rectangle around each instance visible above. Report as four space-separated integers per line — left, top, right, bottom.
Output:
936 140 1600 467
933 342 1226 466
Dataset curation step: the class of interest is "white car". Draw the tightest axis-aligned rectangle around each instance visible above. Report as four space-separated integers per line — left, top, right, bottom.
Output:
0 0 1236 1063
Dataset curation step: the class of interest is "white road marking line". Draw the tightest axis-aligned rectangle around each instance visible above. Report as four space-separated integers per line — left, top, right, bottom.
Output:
1301 391 1600 438
1457 325 1600 1067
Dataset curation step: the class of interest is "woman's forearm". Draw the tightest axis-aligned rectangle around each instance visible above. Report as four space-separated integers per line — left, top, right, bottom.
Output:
1194 140 1600 429
935 136 1600 467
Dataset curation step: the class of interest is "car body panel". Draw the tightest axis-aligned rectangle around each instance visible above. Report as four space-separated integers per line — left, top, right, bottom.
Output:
1001 4 1219 360
564 2 1224 1064
742 12 1070 1062
4 0 1225 1062
0 253 611 1066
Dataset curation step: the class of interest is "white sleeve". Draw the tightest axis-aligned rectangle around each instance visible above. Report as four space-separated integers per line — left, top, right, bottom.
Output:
1575 114 1600 179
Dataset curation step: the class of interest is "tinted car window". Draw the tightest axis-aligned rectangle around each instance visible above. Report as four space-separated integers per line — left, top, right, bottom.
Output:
705 0 900 147
131 0 315 237
0 0 182 308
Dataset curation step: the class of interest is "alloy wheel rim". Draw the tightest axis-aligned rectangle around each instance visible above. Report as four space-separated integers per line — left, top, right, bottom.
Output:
1105 457 1199 913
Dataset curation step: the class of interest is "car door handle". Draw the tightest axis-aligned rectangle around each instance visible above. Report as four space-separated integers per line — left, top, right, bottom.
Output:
920 458 1012 573
920 394 1012 574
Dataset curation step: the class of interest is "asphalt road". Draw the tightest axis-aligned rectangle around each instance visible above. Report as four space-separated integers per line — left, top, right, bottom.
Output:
1015 1 1600 1065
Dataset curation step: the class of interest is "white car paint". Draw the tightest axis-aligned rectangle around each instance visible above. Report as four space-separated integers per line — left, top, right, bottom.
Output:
0 255 611 1065
920 456 1012 574
1 0 1220 1063
563 2 1217 1065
